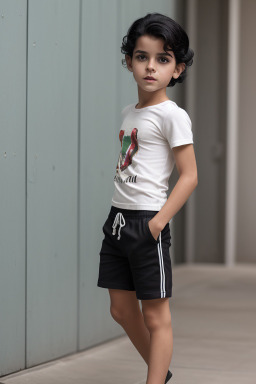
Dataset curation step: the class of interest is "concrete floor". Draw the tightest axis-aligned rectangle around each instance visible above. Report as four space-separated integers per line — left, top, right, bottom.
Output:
1 264 256 384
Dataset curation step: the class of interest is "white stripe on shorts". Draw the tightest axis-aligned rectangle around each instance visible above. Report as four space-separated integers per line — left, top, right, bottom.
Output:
157 232 166 298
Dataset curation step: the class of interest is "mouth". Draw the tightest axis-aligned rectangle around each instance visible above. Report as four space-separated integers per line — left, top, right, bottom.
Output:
144 76 156 82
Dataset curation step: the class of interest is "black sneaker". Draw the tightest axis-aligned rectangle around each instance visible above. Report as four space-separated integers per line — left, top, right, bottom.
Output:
165 370 173 383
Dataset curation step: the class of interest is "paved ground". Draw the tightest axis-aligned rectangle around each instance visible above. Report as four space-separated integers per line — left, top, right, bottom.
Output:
1 263 256 384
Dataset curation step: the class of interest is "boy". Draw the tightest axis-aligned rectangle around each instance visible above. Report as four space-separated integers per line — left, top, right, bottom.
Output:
97 13 198 384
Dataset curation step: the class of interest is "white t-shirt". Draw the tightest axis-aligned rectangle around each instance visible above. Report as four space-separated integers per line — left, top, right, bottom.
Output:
111 99 194 210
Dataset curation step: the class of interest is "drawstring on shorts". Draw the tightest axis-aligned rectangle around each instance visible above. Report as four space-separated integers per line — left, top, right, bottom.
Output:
112 212 126 240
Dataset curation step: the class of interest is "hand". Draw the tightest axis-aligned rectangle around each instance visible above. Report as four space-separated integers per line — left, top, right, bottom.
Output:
148 218 161 241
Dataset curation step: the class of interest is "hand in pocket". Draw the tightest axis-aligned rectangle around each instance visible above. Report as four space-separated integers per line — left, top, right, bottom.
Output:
148 218 160 242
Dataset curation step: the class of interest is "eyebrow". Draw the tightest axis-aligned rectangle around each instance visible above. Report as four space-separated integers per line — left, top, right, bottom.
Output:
134 49 173 57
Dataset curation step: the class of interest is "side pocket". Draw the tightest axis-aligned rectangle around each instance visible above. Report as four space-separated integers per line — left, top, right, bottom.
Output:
145 217 158 244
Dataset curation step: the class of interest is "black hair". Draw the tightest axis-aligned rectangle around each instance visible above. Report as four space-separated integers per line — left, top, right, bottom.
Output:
121 12 194 87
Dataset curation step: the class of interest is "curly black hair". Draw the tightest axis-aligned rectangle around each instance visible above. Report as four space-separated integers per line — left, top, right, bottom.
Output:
121 12 194 87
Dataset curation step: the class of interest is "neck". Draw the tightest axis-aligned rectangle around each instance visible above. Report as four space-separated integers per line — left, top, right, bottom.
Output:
136 87 169 108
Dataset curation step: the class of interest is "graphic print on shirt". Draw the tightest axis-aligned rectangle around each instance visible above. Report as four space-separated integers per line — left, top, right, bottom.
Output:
114 128 138 183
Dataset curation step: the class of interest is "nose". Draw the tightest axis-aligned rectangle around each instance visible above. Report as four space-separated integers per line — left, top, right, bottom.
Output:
146 58 156 72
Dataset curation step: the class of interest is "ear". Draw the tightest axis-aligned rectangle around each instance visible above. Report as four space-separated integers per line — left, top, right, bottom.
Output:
172 62 186 79
125 54 133 72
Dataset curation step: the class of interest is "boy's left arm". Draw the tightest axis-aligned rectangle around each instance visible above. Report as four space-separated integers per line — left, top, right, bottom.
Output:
148 143 198 241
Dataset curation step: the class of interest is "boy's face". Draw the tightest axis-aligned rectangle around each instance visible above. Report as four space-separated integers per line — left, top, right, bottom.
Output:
125 34 185 93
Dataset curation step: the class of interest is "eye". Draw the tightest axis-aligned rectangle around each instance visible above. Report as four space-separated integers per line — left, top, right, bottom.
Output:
135 54 146 61
159 57 169 63
135 55 169 64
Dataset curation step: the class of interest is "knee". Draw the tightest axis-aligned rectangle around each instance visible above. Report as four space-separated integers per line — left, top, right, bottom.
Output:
142 308 172 333
110 305 129 324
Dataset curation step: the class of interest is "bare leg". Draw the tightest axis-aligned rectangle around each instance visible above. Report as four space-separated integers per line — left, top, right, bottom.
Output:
108 289 151 364
141 297 173 384
108 289 173 383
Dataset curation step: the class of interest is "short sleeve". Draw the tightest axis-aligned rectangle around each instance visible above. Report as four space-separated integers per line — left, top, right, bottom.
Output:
162 107 194 149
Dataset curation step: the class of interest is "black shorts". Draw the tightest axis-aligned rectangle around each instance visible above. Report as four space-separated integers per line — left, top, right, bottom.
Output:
97 206 172 300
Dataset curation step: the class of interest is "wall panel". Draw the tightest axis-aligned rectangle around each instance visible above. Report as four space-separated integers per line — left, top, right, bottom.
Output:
0 0 27 376
26 0 80 366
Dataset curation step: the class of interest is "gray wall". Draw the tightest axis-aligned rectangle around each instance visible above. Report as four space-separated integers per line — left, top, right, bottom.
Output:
193 0 228 263
192 0 256 264
0 0 184 377
237 0 256 262
0 0 27 375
